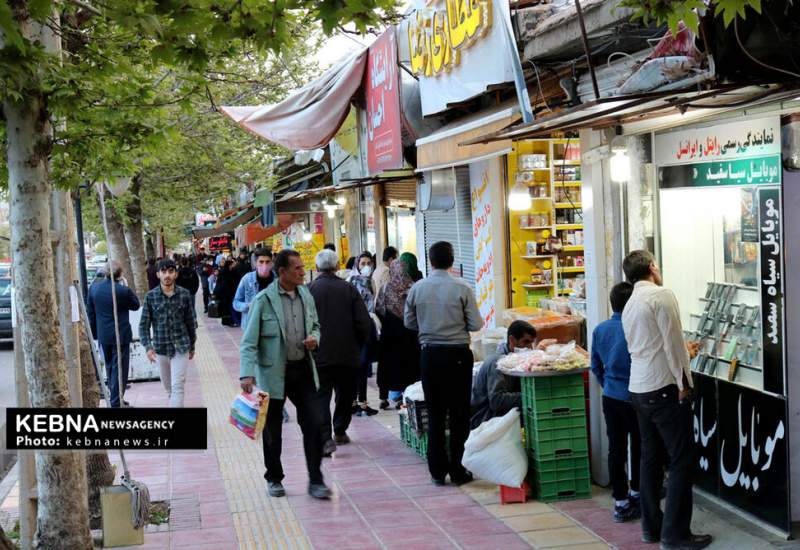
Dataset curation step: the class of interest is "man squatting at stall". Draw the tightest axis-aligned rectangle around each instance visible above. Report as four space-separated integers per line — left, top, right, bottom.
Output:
470 321 537 429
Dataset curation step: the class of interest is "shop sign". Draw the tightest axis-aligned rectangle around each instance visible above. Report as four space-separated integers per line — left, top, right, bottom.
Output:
657 155 782 189
759 187 785 395
365 30 403 174
208 235 232 252
330 107 367 185
655 117 780 166
404 0 515 116
469 159 497 328
692 374 789 532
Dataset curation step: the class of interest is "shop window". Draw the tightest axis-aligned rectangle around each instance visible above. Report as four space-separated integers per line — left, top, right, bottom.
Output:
386 206 417 254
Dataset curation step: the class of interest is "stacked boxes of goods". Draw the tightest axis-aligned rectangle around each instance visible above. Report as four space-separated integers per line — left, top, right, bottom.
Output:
399 407 428 459
521 374 591 502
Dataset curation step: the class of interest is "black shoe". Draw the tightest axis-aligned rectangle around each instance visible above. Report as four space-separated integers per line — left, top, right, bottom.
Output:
450 473 474 486
642 533 660 544
379 399 390 410
334 433 350 444
360 405 379 416
308 483 331 499
660 535 712 550
431 477 446 486
613 502 641 523
267 481 286 497
322 439 337 457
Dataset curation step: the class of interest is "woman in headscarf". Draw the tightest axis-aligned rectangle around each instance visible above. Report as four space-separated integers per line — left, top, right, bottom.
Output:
349 252 379 416
376 252 422 410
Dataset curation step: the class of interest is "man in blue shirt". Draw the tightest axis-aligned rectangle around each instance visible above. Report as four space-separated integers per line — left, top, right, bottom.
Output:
591 281 641 522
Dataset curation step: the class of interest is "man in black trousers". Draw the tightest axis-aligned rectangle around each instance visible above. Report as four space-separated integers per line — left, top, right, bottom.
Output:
405 241 483 486
308 249 372 456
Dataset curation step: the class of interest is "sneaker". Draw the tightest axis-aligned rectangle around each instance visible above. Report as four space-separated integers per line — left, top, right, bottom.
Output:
334 433 350 444
360 405 379 416
379 399 390 410
322 439 337 457
267 481 286 497
613 502 641 523
660 534 713 550
308 483 331 499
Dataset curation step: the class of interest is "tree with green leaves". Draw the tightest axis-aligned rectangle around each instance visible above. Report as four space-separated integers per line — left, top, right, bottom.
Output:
620 0 762 32
0 1 398 548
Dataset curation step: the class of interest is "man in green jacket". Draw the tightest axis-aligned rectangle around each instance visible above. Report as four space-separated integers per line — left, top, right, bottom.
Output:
239 249 330 499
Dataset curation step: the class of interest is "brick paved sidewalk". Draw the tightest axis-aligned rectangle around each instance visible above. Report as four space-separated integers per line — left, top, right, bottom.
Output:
0 312 783 549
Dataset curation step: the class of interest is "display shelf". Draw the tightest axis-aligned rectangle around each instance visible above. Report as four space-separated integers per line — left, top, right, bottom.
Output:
519 168 551 172
521 255 555 260
520 225 553 231
523 283 554 289
561 245 584 252
555 224 583 231
558 266 585 273
555 202 582 209
554 181 581 187
558 288 575 295
552 160 581 167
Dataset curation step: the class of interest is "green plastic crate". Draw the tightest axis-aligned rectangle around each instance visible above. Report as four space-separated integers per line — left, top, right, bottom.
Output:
526 409 587 432
521 375 586 422
527 422 588 459
528 452 591 502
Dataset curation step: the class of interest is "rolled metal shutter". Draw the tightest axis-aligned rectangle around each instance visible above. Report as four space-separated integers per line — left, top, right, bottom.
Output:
384 179 417 207
423 167 474 289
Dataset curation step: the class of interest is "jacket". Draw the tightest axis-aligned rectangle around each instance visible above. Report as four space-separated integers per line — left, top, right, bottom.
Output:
176 267 200 295
470 343 521 429
239 281 321 400
308 272 371 368
87 278 141 346
233 270 274 330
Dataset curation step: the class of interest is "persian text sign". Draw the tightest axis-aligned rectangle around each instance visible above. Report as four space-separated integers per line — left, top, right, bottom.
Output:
405 0 515 116
366 30 403 174
759 187 785 395
655 117 780 166
658 156 782 189
469 159 497 328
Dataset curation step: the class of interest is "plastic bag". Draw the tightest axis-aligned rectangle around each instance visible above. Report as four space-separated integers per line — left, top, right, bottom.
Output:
462 408 527 487
229 389 269 440
404 381 425 402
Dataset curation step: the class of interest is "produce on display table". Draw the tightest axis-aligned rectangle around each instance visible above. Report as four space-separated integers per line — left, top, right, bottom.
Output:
497 341 589 374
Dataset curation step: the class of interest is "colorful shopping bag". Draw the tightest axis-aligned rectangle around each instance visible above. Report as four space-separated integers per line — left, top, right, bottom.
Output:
229 390 269 439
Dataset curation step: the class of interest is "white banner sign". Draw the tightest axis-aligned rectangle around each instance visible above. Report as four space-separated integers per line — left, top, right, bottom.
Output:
469 159 499 328
654 117 781 166
403 0 516 117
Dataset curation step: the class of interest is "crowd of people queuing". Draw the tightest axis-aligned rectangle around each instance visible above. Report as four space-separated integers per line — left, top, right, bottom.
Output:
93 240 711 549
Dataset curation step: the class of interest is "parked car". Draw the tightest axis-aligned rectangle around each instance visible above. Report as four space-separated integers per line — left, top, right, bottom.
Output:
0 275 11 342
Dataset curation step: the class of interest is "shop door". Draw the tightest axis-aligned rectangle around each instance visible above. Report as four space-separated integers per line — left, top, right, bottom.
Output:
423 168 474 289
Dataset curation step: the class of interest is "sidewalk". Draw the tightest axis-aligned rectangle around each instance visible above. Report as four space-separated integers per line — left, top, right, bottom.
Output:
0 313 794 549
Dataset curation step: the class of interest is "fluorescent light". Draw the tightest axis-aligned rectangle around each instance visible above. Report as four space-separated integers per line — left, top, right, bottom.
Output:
609 149 630 183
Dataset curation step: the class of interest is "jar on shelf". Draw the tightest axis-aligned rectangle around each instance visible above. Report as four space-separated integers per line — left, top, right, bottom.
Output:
530 267 544 284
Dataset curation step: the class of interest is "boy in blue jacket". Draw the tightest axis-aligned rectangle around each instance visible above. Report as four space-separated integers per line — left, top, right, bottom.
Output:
591 282 641 522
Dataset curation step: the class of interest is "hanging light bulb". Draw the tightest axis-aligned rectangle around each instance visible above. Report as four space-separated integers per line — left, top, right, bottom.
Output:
609 148 630 183
302 228 312 242
508 181 532 211
335 195 346 206
323 196 338 219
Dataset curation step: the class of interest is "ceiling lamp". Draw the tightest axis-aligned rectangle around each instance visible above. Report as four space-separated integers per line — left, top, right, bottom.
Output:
508 181 531 211
323 196 338 219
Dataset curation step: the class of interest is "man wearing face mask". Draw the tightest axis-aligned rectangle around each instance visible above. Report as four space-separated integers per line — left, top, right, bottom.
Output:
470 321 537 429
233 247 275 330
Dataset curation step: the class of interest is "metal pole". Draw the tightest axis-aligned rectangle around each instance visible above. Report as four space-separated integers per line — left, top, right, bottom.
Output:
574 0 600 100
74 187 89 299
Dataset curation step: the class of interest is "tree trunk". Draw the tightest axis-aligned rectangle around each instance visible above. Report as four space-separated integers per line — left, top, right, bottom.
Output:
3 75 94 550
145 231 156 261
97 187 135 287
0 526 15 550
78 321 114 529
123 175 149 299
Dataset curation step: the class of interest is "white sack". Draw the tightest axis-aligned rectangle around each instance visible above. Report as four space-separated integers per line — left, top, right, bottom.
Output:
462 408 527 487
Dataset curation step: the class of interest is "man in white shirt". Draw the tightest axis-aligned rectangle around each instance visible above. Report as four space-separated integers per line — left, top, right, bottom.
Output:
621 250 709 550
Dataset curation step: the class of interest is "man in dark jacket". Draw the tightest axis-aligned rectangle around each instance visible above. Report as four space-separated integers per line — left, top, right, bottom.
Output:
87 261 141 407
470 321 536 429
176 257 200 316
146 258 159 290
308 249 371 456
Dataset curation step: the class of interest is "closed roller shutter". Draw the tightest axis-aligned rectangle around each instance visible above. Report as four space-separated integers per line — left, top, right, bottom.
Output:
423 167 474 290
384 179 417 207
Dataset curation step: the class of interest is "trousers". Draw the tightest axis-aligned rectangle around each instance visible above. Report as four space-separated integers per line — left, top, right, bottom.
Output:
420 345 473 481
262 360 324 485
316 364 357 442
602 395 641 500
157 353 189 407
102 341 130 408
631 384 696 544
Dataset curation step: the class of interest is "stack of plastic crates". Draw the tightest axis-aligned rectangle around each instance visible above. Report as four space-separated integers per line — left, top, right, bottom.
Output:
399 411 428 458
521 373 591 502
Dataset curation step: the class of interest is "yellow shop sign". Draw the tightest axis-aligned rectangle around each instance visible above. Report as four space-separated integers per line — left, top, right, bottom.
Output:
408 0 492 78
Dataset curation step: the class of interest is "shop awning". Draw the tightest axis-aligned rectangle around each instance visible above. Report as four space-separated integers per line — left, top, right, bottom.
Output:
415 103 521 172
192 205 260 239
237 215 294 246
219 51 368 150
462 84 798 143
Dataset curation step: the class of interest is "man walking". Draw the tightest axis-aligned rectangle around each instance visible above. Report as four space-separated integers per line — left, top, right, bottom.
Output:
591 282 641 523
140 259 197 408
87 261 140 407
308 249 371 456
621 250 710 550
233 247 274 329
239 249 330 499
372 246 397 298
405 241 483 486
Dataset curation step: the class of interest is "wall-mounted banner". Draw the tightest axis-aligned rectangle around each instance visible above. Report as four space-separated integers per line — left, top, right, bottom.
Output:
365 30 403 175
208 234 232 251
330 107 368 185
657 156 782 189
759 187 785 395
654 117 780 166
404 0 516 116
469 159 497 328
